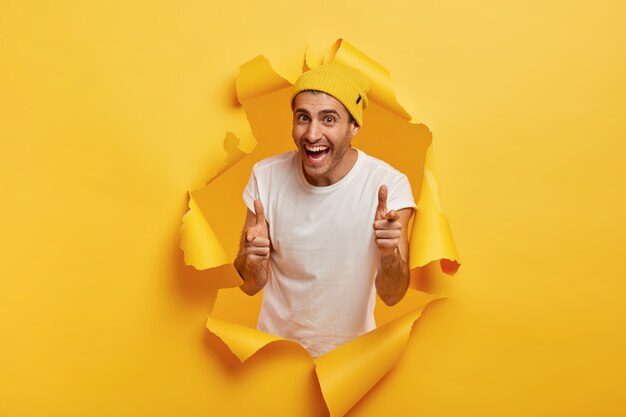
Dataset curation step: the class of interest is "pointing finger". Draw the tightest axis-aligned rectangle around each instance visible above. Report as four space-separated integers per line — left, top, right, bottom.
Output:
254 200 266 227
377 185 388 219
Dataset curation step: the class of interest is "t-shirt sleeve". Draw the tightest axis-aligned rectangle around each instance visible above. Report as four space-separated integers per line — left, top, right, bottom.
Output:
242 168 259 214
386 174 416 212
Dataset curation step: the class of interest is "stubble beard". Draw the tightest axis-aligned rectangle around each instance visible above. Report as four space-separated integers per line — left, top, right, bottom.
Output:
299 130 353 185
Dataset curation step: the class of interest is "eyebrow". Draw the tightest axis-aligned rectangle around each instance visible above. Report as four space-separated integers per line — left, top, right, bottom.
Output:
294 108 341 118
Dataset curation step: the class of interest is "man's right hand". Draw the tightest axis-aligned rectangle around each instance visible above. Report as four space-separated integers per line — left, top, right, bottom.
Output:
236 199 271 295
243 200 270 263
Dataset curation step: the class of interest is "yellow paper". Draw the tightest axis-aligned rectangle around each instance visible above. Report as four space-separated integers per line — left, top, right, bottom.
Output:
314 302 437 417
236 55 292 103
179 39 461 416
206 316 291 362
180 193 229 270
326 39 413 121
207 301 438 417
409 167 460 271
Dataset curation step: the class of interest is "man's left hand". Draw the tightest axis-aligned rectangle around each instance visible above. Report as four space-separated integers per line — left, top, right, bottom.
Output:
374 184 402 257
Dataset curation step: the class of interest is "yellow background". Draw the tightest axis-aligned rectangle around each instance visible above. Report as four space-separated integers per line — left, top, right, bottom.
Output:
1 1 625 416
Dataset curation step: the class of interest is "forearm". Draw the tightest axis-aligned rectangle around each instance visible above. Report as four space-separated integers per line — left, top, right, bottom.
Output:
234 251 270 296
375 248 410 306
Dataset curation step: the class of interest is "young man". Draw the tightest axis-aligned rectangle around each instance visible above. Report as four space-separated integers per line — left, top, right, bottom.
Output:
234 63 416 357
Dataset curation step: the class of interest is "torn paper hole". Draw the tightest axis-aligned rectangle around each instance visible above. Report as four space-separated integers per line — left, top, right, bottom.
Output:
180 39 460 417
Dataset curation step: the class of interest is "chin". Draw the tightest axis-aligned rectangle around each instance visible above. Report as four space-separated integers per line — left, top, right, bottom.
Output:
302 164 329 179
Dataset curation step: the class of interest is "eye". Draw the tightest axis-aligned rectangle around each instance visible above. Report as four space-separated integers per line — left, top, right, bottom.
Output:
296 114 309 122
324 116 336 124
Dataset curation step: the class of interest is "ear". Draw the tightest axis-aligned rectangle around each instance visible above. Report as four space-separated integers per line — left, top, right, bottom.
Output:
349 121 360 137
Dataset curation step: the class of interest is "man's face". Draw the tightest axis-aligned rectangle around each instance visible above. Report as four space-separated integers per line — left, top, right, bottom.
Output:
292 91 360 186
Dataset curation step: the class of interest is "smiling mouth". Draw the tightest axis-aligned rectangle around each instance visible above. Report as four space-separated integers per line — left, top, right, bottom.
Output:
304 144 330 164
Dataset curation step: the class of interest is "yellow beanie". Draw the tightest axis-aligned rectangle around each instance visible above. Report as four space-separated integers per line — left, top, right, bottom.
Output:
291 63 370 126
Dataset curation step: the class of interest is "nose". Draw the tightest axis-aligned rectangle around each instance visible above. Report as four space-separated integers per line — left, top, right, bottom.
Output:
304 121 322 142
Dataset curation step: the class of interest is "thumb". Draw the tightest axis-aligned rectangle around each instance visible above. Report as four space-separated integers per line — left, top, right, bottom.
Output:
376 185 388 220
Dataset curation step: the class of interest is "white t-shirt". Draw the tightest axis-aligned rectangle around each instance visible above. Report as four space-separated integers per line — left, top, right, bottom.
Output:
243 149 416 357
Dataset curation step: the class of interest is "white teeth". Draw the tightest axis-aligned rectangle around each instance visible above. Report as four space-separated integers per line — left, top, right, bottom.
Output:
305 145 329 152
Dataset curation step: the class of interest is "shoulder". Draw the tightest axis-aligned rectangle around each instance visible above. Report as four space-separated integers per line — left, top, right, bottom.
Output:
357 149 408 179
356 150 415 208
252 151 297 174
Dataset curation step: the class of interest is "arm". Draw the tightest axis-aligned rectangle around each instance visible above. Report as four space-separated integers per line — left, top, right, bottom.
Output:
234 200 271 296
373 185 414 306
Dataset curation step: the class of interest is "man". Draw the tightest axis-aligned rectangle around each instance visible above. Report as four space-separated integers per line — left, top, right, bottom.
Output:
234 62 416 357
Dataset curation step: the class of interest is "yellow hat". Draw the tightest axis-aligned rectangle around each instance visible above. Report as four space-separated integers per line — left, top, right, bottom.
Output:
291 63 370 126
